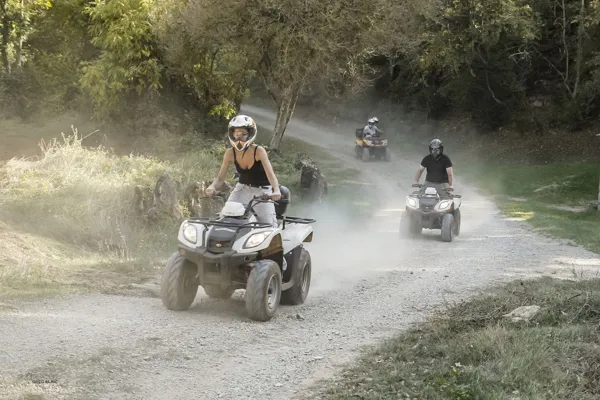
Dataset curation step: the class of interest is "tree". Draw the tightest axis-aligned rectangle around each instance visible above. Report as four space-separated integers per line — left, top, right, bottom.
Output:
185 0 384 150
379 0 539 126
78 0 164 117
0 0 50 73
155 0 256 119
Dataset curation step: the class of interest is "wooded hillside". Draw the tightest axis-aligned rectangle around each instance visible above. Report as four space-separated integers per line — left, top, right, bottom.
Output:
2 0 600 148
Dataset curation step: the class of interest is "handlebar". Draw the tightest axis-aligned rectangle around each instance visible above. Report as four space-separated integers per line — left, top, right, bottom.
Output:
254 194 290 204
411 183 456 194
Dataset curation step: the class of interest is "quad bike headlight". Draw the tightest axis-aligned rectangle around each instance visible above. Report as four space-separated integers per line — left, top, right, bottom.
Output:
244 232 269 249
182 222 197 244
406 196 418 209
437 200 452 211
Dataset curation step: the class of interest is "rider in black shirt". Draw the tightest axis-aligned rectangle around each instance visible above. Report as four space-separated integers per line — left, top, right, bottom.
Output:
413 139 454 196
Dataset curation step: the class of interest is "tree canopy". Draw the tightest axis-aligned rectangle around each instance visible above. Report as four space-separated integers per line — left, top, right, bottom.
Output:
2 0 600 146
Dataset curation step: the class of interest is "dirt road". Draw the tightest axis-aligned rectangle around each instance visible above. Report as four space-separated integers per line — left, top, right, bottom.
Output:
1 105 599 400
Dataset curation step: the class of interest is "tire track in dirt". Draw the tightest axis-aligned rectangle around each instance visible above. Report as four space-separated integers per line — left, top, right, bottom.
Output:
0 105 598 400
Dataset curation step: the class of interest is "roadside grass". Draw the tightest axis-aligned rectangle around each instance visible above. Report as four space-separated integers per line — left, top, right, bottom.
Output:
463 162 600 253
320 276 600 400
0 129 219 300
0 122 366 300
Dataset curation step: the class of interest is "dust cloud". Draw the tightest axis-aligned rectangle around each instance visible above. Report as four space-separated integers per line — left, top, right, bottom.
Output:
241 101 497 297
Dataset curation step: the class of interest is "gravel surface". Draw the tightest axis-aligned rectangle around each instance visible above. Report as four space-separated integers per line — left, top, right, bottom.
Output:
1 105 599 400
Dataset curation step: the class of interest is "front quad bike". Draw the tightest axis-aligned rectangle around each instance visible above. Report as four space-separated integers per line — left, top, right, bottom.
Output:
160 185 316 322
354 128 390 162
399 183 462 242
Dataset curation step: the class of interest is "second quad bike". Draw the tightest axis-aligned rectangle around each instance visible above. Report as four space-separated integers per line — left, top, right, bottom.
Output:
160 185 316 322
399 183 462 242
354 128 390 162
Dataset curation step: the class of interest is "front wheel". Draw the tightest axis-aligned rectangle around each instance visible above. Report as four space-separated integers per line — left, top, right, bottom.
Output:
245 260 282 321
355 145 362 159
400 212 422 237
441 213 454 242
281 248 312 305
453 208 461 236
362 148 370 162
399 211 411 237
160 252 199 311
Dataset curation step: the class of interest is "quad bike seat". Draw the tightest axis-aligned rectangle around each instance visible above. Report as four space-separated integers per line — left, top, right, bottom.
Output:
275 185 291 218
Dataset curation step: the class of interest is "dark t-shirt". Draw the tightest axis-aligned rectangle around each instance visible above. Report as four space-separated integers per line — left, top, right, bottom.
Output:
421 154 453 183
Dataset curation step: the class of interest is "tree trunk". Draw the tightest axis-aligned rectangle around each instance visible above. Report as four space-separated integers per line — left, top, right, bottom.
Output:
0 0 10 73
15 0 23 69
269 85 300 150
597 173 600 212
572 0 587 99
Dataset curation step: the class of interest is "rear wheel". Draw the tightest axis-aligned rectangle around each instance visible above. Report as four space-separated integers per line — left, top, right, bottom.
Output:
281 248 311 305
441 213 454 242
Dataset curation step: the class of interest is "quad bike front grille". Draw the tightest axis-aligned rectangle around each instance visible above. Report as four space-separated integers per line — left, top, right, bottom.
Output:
207 239 232 253
419 197 438 212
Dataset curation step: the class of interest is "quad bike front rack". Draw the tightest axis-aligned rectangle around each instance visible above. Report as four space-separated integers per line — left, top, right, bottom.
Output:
410 184 462 199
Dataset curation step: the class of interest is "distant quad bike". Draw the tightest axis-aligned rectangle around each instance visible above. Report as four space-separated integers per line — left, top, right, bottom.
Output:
399 183 462 242
354 128 390 162
160 185 316 322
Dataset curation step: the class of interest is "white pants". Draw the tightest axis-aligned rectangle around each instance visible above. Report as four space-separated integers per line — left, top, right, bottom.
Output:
226 183 278 227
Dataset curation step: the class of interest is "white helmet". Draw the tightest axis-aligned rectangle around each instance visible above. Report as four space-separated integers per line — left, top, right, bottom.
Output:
368 117 379 125
228 115 257 151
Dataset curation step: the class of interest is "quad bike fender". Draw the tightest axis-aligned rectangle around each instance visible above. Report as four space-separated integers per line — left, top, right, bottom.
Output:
231 227 282 254
453 197 462 209
281 224 313 254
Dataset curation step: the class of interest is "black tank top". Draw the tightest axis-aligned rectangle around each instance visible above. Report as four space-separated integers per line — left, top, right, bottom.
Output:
233 145 271 187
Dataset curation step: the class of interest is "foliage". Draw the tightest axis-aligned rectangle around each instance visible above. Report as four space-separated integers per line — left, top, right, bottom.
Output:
377 0 600 130
78 0 163 116
1 0 600 136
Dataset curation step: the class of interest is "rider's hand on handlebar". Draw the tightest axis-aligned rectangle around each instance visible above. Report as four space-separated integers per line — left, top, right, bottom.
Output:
271 191 281 201
204 186 215 197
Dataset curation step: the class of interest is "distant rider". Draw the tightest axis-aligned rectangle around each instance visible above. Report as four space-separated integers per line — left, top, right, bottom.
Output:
413 139 454 197
363 117 383 139
205 115 281 228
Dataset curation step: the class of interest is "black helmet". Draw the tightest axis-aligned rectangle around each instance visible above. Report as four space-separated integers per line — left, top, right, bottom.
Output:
429 139 444 160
